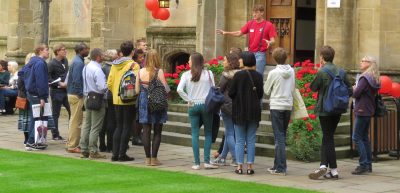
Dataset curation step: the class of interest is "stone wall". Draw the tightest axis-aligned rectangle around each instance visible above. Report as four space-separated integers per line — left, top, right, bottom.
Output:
0 0 9 59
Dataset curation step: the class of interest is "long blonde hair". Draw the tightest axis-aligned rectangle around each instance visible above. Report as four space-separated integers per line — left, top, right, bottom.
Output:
145 49 162 80
362 56 380 83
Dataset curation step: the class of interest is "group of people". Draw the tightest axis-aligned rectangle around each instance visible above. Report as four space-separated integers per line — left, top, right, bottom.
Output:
3 4 380 180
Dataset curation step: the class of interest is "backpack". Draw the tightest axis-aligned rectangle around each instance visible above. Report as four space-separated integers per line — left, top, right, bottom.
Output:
148 69 168 112
118 69 137 103
321 68 349 114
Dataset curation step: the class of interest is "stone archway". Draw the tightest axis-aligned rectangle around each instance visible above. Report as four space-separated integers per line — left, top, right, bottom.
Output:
163 50 190 73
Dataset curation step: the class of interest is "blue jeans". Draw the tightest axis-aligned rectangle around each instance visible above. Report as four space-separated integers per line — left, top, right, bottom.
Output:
220 112 236 160
27 94 48 144
0 89 18 109
188 104 213 165
234 121 258 164
352 116 372 169
270 110 291 172
254 52 266 75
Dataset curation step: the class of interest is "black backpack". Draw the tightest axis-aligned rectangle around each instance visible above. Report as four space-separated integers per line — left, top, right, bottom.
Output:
148 69 168 112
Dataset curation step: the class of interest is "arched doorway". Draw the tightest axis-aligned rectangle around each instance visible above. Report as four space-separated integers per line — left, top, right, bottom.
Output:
164 51 190 73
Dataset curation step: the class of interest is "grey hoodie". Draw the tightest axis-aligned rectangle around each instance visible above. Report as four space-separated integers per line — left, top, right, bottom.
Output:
264 64 295 110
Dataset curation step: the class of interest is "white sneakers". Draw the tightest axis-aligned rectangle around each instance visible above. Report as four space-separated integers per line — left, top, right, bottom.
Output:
191 163 219 170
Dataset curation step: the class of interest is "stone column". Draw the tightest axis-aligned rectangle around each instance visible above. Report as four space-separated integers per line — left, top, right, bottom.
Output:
39 0 51 44
90 0 106 49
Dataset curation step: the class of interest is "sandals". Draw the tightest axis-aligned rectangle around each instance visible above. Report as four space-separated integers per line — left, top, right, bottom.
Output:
235 169 243 174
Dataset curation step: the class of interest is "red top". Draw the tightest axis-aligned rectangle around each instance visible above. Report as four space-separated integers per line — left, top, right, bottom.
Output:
240 19 277 52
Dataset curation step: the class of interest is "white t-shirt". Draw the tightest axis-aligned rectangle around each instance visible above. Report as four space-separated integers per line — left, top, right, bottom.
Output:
177 69 215 104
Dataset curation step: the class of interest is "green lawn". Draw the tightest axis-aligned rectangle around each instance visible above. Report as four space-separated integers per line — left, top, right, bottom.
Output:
0 149 317 193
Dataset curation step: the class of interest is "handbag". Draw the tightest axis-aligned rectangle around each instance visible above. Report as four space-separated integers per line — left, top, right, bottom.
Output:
291 89 309 119
205 70 225 113
374 94 387 117
15 96 28 110
86 92 103 110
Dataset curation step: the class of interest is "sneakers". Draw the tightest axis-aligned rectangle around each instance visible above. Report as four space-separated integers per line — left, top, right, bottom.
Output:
230 160 238 167
324 171 339 179
80 152 89 158
191 165 201 170
204 163 218 169
0 109 5 113
351 166 369 175
25 143 47 151
89 152 107 159
270 170 286 176
211 157 226 166
308 168 327 180
267 167 276 173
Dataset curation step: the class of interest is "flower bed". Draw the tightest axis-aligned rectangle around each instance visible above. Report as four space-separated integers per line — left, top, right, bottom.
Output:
287 60 323 161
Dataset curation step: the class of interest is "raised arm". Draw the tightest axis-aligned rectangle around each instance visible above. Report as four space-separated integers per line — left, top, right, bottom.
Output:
216 29 243 37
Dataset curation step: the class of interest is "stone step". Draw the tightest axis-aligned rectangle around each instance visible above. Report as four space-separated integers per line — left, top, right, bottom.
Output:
167 104 351 122
166 112 351 135
163 121 351 147
161 131 352 160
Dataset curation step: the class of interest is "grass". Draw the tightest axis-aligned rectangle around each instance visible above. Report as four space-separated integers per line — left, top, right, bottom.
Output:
0 149 318 193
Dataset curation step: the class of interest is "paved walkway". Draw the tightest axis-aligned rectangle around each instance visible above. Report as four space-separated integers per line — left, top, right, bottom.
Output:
1 113 400 193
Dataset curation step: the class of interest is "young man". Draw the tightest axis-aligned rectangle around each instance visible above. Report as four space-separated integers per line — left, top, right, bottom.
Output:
308 46 353 180
66 43 90 153
264 48 295 176
24 44 50 149
48 43 70 140
80 48 108 159
216 4 276 75
107 41 140 162
135 37 148 53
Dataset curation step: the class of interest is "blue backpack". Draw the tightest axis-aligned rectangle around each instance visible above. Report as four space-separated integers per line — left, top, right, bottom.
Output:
322 68 349 114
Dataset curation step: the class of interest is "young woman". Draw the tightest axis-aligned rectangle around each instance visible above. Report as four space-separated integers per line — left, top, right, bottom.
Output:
229 51 263 175
135 49 169 166
177 52 218 170
351 56 380 175
212 53 240 166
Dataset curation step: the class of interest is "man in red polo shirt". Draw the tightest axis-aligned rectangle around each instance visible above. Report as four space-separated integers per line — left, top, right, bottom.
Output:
217 4 276 75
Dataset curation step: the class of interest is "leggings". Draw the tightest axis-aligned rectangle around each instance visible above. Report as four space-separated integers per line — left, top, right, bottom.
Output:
142 123 163 158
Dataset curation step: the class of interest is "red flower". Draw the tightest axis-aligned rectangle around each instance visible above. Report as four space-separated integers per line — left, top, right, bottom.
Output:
304 83 310 88
172 73 179 79
174 79 180 85
299 88 305 93
304 93 309 97
306 88 311 93
309 114 317 120
315 63 321 68
306 122 313 131
303 117 308 121
296 74 303 80
185 64 190 70
312 92 318 100
307 105 315 110
164 73 171 78
294 62 300 67
217 56 224 61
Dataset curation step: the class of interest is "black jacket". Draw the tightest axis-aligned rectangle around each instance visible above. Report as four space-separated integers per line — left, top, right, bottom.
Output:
48 58 68 90
229 69 264 125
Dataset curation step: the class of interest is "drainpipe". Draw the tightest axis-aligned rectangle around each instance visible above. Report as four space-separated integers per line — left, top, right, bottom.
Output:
40 0 52 44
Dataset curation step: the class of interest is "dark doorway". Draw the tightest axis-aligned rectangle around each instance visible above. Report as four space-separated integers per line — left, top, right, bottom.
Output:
167 52 190 73
294 0 316 63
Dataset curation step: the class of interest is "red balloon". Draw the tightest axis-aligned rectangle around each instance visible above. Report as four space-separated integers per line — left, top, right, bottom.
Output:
152 9 160 19
391 82 400 98
379 76 392 94
145 0 159 11
156 8 170 20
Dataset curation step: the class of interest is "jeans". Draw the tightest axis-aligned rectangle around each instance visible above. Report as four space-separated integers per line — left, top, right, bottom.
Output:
254 52 266 75
113 105 135 157
188 104 213 165
234 121 258 164
0 88 17 109
99 99 116 151
352 116 372 169
270 110 291 172
319 115 341 169
26 94 48 144
220 112 235 160
80 98 106 153
50 89 70 138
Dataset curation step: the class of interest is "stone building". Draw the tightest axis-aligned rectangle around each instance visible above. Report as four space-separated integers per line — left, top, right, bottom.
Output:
0 0 399 78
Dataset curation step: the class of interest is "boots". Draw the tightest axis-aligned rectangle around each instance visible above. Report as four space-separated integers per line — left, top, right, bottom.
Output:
145 158 151 166
151 157 161 166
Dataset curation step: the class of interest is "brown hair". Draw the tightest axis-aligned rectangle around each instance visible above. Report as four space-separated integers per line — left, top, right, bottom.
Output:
320 45 335 63
53 43 66 56
230 47 242 58
253 4 265 12
0 60 8 71
135 37 147 48
225 53 240 71
272 47 287 64
145 49 162 80
190 52 204 82
34 44 48 55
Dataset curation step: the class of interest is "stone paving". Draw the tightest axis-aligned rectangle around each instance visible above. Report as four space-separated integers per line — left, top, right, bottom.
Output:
1 113 400 193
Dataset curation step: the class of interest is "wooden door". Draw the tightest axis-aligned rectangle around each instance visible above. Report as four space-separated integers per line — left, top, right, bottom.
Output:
266 0 296 64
